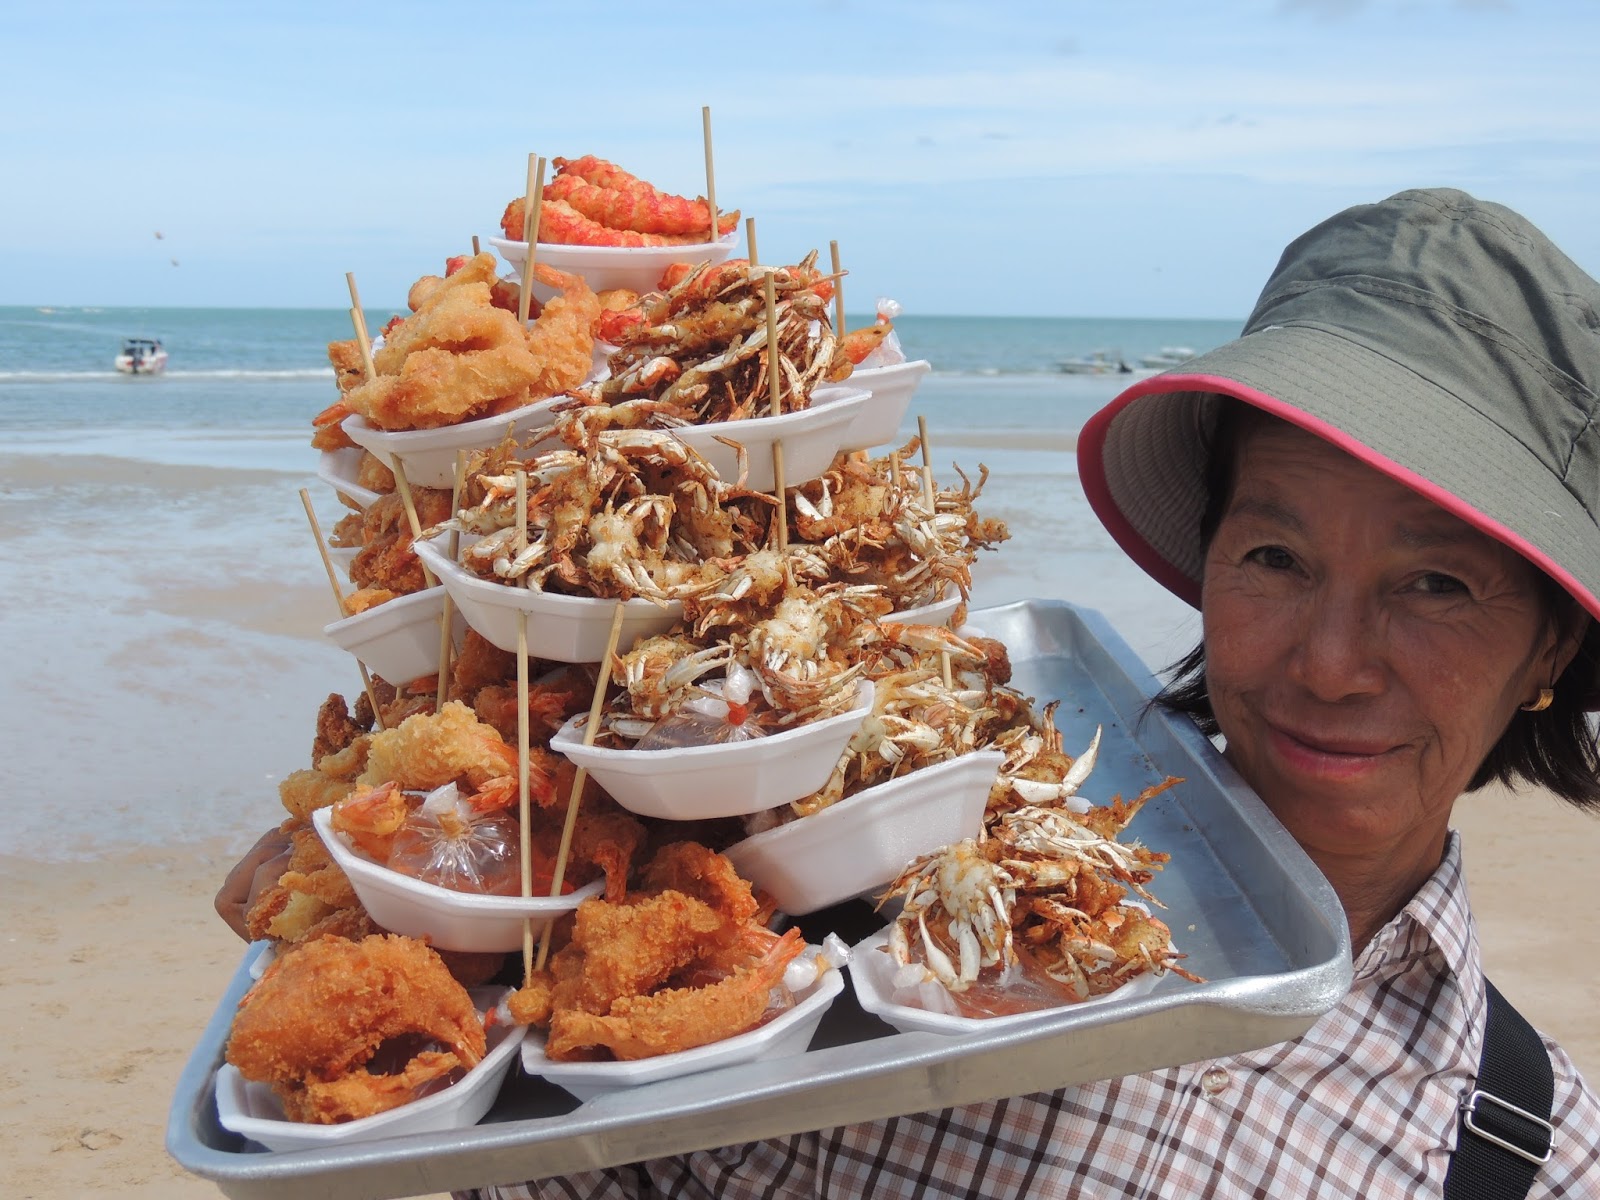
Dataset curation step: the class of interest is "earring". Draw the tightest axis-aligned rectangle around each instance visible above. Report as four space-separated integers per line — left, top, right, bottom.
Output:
1521 688 1555 713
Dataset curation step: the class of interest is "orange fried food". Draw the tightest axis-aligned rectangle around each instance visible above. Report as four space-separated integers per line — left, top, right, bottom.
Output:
543 168 739 240
226 934 487 1124
551 890 734 1017
245 824 370 944
639 840 762 924
544 927 805 1061
523 263 603 397
350 488 452 595
357 701 520 793
345 340 540 431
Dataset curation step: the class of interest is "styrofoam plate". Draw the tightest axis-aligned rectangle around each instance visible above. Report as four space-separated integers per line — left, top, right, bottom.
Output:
838 359 930 451
520 952 844 1102
317 447 384 509
413 536 682 663
723 749 1003 916
655 384 867 492
341 395 567 490
549 681 875 820
322 586 466 686
311 807 603 953
487 233 738 299
849 916 1169 1036
213 986 524 1151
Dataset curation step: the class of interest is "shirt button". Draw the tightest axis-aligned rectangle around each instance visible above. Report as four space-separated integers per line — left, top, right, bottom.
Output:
1200 1067 1231 1097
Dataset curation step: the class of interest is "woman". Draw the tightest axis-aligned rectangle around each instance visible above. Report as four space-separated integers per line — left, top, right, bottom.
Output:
453 190 1600 1196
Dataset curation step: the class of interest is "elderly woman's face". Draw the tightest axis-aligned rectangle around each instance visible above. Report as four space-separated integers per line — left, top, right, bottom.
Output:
1201 419 1560 866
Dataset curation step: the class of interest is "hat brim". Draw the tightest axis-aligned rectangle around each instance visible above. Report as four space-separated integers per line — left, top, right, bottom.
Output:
1078 324 1600 630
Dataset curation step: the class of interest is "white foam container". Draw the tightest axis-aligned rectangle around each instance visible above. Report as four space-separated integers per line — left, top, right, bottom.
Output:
213 986 525 1151
520 952 844 1102
888 586 962 627
341 395 568 490
849 913 1168 1036
666 384 871 492
317 447 384 509
724 749 1003 916
839 359 931 451
487 233 738 299
413 536 682 662
322 586 466 685
311 807 604 953
549 681 875 820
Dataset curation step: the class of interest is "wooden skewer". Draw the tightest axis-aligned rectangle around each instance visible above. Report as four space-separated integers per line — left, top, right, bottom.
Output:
434 451 466 710
345 273 376 382
915 416 955 688
298 488 386 729
702 105 719 247
534 601 628 972
518 154 547 326
514 469 537 980
745 216 759 268
830 240 846 337
389 458 438 590
764 272 788 550
471 234 481 256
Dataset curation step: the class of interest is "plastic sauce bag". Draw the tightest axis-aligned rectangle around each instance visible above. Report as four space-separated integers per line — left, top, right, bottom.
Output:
386 783 523 895
634 665 767 751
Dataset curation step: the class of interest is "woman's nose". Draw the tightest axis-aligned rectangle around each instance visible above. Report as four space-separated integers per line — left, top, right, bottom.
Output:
1286 585 1385 701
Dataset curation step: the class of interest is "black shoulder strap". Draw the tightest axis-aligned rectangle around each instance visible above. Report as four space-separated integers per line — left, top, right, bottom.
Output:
1442 978 1556 1200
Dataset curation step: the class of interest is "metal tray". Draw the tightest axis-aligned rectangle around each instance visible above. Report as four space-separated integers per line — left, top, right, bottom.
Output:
167 599 1352 1200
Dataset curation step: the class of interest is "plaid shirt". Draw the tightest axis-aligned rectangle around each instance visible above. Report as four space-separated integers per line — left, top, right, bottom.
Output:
468 833 1599 1199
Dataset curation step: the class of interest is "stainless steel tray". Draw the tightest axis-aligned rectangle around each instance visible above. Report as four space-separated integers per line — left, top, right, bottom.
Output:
167 599 1352 1200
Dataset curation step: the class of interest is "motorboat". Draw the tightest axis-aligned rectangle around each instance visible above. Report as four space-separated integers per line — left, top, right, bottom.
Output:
1138 345 1197 370
1055 349 1131 376
116 337 167 375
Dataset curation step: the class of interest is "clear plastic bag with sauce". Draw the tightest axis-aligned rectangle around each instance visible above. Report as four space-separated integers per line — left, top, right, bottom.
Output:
386 783 523 896
633 665 767 751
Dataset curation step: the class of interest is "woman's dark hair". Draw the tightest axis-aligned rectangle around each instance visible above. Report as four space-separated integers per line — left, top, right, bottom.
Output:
1152 397 1600 811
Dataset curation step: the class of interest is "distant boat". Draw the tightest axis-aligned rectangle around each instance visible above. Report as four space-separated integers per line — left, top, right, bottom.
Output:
1138 345 1197 370
115 337 167 375
1056 349 1132 376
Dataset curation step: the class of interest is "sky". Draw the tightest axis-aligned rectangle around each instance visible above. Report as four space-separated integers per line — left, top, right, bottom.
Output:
4 0 1599 319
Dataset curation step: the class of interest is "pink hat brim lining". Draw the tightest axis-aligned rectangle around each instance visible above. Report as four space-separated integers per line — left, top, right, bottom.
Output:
1078 372 1600 625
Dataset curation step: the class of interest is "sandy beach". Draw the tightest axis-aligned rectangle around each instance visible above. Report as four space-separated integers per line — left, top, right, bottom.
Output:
4 451 1598 1199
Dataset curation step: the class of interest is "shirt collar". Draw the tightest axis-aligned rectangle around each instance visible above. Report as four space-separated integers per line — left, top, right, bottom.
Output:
1351 831 1480 997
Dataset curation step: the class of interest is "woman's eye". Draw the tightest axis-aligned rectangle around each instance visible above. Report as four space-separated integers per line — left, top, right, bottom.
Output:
1413 572 1468 596
1245 545 1295 570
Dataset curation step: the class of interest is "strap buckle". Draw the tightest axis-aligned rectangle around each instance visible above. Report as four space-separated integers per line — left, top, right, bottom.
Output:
1461 1089 1554 1166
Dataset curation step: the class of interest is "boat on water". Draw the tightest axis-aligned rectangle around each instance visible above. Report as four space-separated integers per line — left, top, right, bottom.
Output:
1055 349 1131 376
1138 345 1197 370
115 337 167 374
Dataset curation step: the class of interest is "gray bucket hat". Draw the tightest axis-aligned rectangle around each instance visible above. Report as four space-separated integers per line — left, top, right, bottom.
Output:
1078 187 1600 690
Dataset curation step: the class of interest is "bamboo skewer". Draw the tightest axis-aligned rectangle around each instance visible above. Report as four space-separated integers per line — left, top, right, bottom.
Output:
298 488 386 729
434 451 466 709
471 235 481 256
513 470 536 979
535 601 627 973
745 216 759 268
518 154 547 326
764 272 788 550
389 458 438 590
345 273 376 382
830 240 846 338
702 105 719 247
916 416 955 689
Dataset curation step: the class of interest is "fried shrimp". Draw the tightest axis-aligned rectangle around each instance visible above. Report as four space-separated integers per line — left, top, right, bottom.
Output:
356 702 520 794
226 934 487 1124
